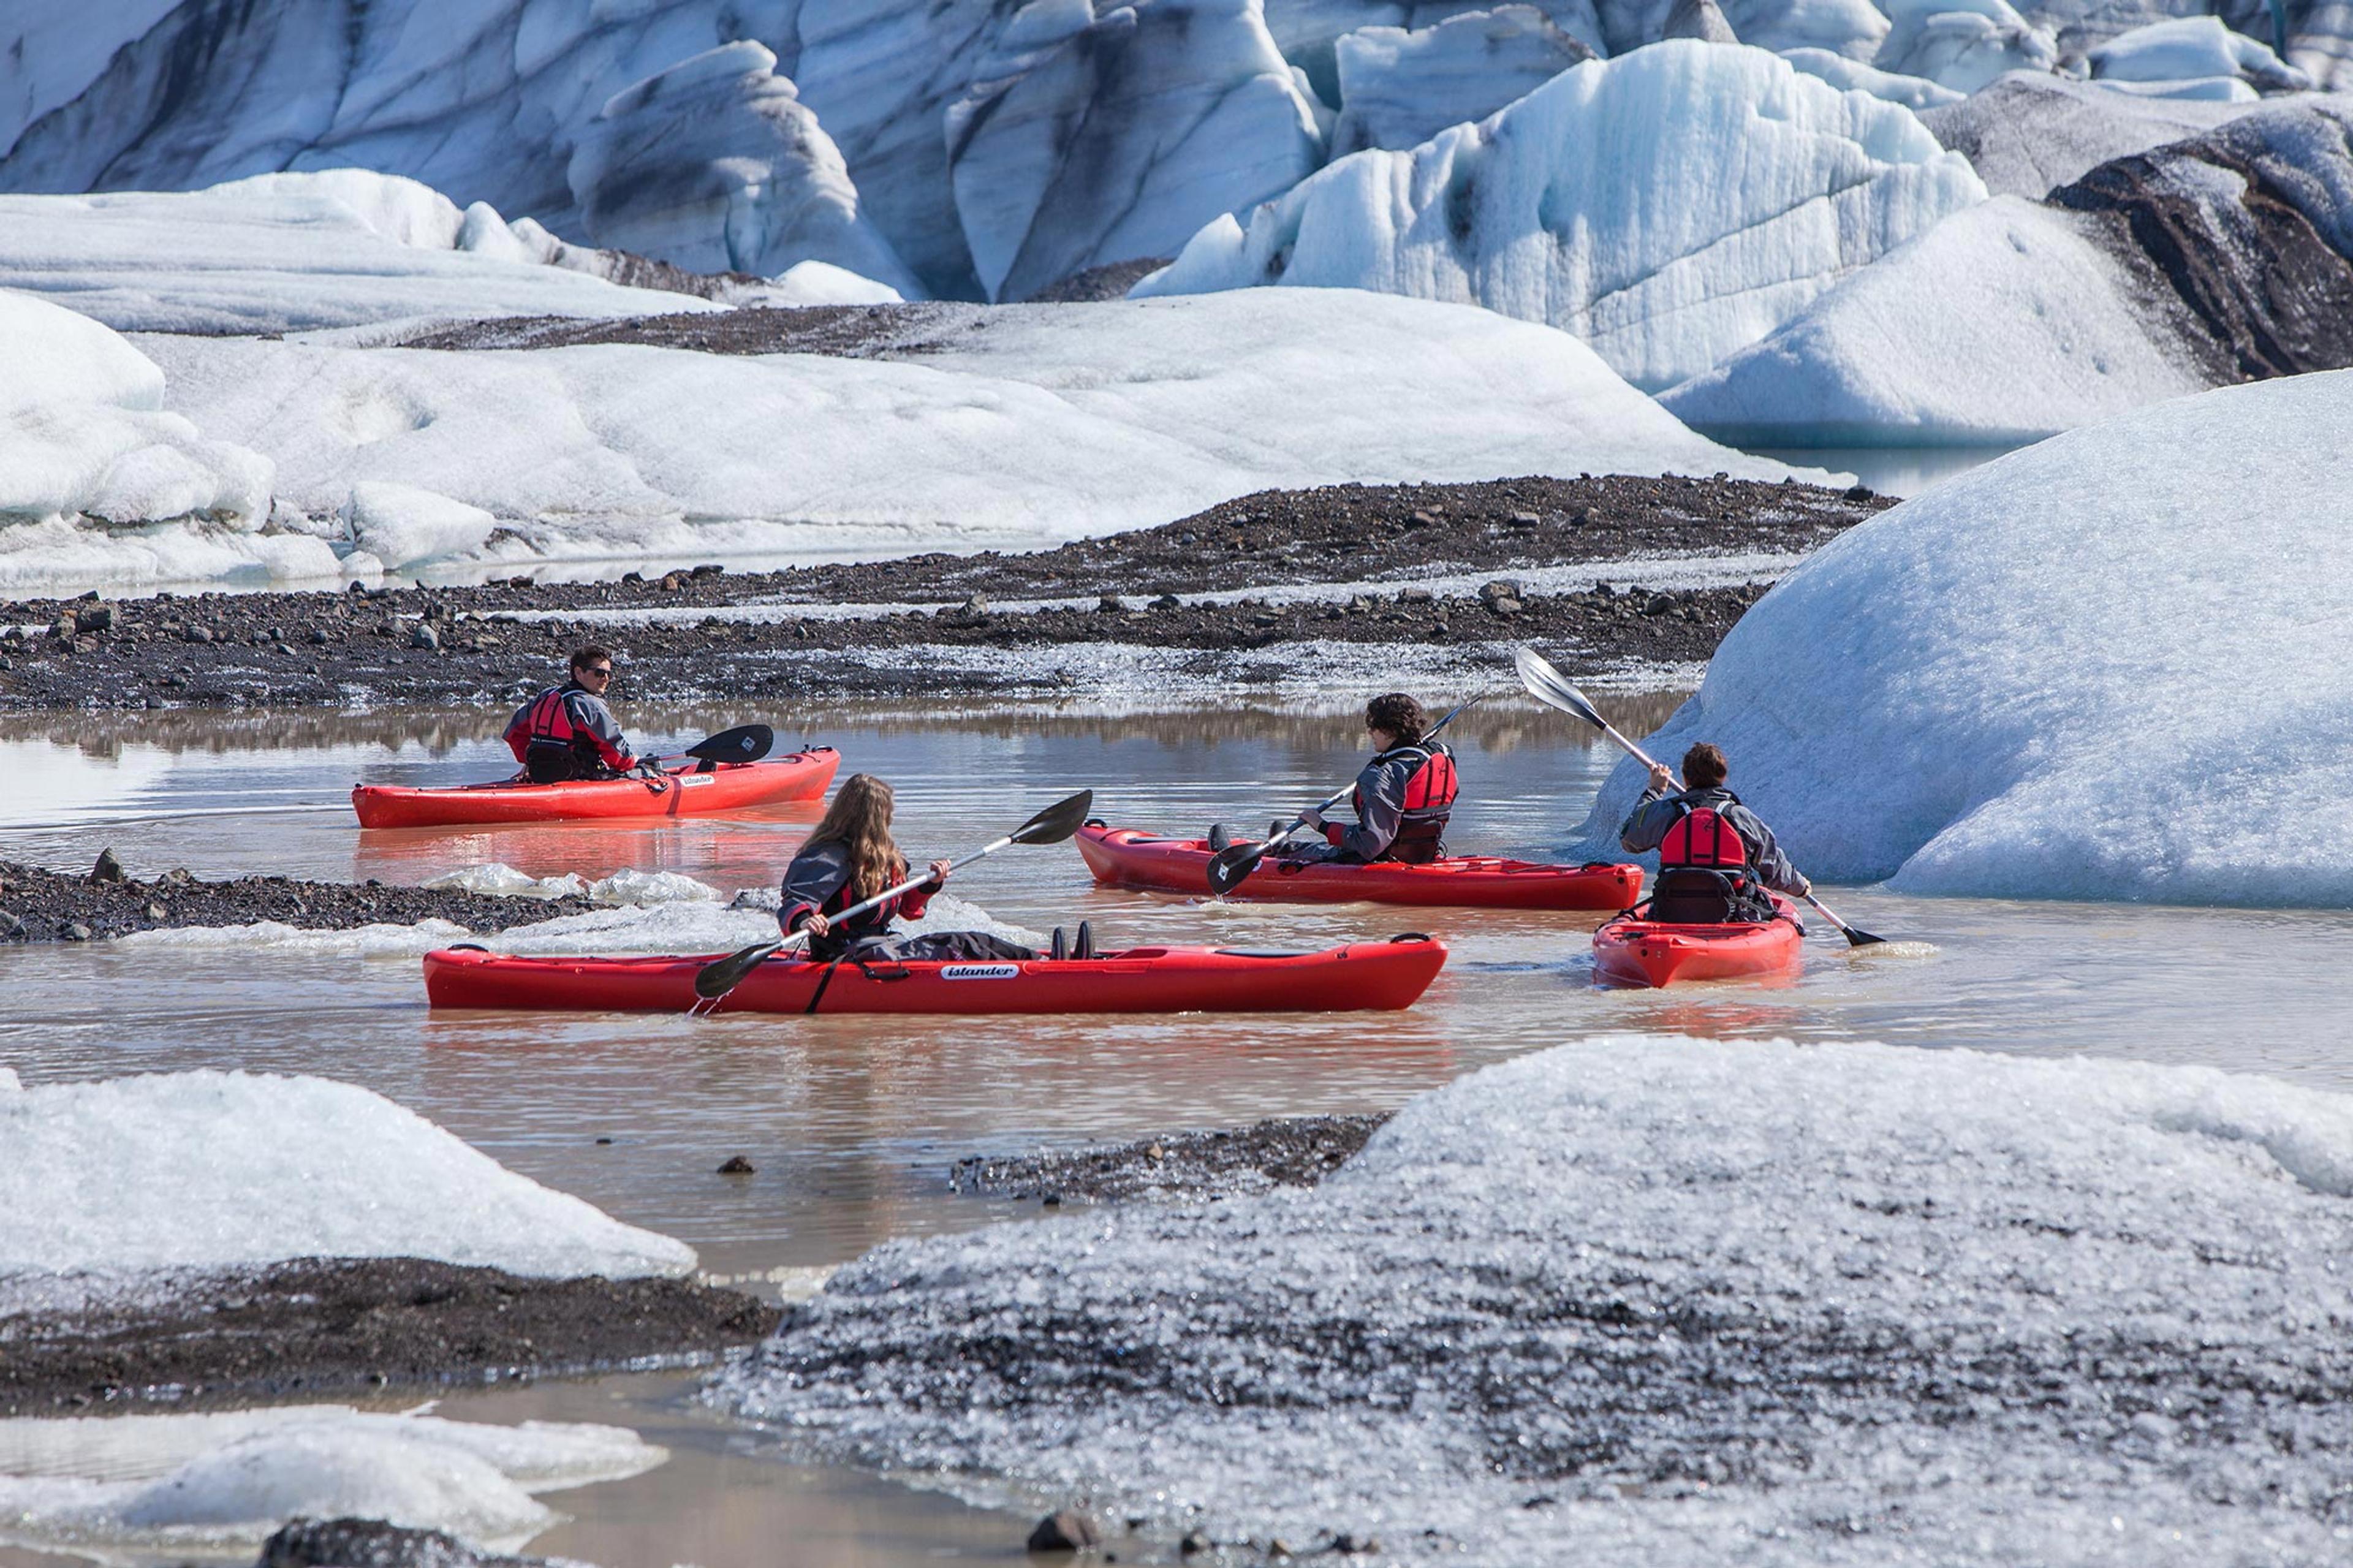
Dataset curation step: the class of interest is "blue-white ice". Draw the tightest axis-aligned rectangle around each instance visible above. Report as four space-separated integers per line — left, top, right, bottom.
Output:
1578 369 2353 904
1137 42 1986 391
2090 15 2312 91
0 1068 694 1306
1872 0 2057 91
717 1035 2353 1563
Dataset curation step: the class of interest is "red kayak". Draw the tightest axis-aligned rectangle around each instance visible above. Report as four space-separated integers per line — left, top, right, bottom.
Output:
423 934 1447 1015
1076 824 1642 911
1591 893 1805 988
353 748 840 828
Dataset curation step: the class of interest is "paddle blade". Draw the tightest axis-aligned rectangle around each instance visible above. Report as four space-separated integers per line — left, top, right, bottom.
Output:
694 939 782 1000
1513 646 1607 730
1205 840 1270 895
686 724 775 764
1010 790 1094 846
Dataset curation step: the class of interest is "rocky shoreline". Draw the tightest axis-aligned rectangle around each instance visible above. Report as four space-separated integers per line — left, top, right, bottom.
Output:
0 854 595 943
0 474 1887 710
950 1115 1392 1205
0 1258 778 1416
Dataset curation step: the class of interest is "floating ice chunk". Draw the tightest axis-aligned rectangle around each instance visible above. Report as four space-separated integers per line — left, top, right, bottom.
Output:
567 42 923 297
422 864 593 901
0 1071 695 1285
718 1034 2353 1559
947 0 1324 302
344 481 500 569
1778 44 1964 107
589 868 728 906
1330 7 1595 156
2090 16 2311 92
1137 42 1986 391
1659 195 2207 442
1580 369 2353 904
0 1406 662 1558
1873 0 2058 93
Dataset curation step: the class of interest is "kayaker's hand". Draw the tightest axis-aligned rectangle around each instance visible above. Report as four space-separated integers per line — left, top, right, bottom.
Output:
925 858 952 888
1296 808 1325 830
1793 876 1812 897
1646 762 1675 793
797 912 830 938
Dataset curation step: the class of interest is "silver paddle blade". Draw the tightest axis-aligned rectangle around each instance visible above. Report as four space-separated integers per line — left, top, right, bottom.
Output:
1513 646 1605 730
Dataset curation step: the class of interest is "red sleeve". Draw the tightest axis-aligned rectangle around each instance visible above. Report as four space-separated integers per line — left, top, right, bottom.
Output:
897 884 934 920
1324 822 1344 846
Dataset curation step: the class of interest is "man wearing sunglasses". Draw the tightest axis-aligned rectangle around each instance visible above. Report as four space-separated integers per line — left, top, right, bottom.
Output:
503 644 643 783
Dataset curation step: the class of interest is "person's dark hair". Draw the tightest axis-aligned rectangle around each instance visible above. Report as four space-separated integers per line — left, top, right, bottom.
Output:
1683 742 1727 789
1365 692 1427 745
570 643 613 676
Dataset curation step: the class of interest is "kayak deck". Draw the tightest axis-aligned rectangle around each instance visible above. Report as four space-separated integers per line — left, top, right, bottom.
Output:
1591 895 1805 988
423 936 1447 1015
354 747 840 828
1076 824 1642 910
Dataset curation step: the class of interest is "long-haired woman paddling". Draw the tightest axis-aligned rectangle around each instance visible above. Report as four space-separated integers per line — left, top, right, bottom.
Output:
781 773 1037 962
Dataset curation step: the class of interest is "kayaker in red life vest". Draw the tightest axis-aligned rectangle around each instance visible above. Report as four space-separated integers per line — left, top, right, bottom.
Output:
502 645 640 784
1618 742 1809 917
781 773 1039 963
1292 692 1461 865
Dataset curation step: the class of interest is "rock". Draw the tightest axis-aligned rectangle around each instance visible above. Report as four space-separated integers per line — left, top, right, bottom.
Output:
308 626 332 644
60 922 91 942
74 602 113 634
183 624 212 643
1180 1531 1212 1556
1265 1538 1294 1557
409 623 440 651
717 1155 757 1175
1508 510 1542 526
1478 579 1525 607
1398 586 1434 604
0 912 21 939
1098 594 1130 613
1249 610 1283 627
91 848 125 883
145 902 167 920
1026 1511 1102 1552
1662 0 1740 44
1331 1534 1379 1554
1487 596 1524 616
162 868 193 885
1150 593 1181 610
944 594 990 627
257 1514 555 1567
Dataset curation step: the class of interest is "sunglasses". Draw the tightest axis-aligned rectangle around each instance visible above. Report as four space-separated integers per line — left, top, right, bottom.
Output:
582 665 613 678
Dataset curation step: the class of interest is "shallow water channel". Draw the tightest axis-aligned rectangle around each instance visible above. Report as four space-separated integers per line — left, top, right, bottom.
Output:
4 697 2353 1565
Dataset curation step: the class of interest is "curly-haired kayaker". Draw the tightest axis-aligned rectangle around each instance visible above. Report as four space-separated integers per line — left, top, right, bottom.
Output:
503 645 643 783
781 773 1038 963
1288 692 1461 865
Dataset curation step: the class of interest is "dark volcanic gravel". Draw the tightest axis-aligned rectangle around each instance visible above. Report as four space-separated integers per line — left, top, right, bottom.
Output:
0 855 592 943
950 1115 1392 1204
0 474 1887 711
0 1258 779 1415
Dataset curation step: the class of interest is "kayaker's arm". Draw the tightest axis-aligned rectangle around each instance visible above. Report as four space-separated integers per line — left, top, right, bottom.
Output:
567 691 636 771
779 845 851 935
1303 757 1407 862
1618 790 1678 854
1728 806 1810 896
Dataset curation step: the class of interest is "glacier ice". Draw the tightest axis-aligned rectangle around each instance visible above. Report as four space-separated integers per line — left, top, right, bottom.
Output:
1330 6 1594 156
343 482 501 571
1778 44 1965 107
80 290 1793 591
0 1407 662 1558
1659 195 2208 441
566 41 922 295
1873 0 2059 91
0 170 727 335
2090 15 2314 89
947 0 1324 303
1137 41 1987 392
0 1069 695 1293
718 1034 2353 1562
1919 69 2270 196
1576 369 2353 904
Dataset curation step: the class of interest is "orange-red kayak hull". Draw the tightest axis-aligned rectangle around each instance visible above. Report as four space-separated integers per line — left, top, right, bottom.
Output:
353 748 839 828
1076 824 1642 911
1591 895 1805 988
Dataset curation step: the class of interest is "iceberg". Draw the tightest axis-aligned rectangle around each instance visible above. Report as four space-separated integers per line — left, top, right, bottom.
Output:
85 290 1794 591
1873 0 2059 92
948 0 1325 303
1330 6 1596 156
2089 15 2313 90
0 170 729 335
1577 370 2353 904
1778 44 1965 107
0 1406 662 1558
0 1068 695 1293
1135 42 1987 392
719 1034 2353 1561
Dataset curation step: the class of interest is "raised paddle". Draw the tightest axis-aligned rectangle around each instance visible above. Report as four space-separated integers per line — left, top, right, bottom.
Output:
1205 693 1494 896
1512 646 1887 948
650 723 775 767
690 789 1095 1004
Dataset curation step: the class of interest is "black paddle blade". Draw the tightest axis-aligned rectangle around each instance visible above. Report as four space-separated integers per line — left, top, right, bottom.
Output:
686 724 775 764
1205 839 1271 895
1514 646 1607 730
694 939 782 1000
1840 923 1889 948
1010 790 1094 846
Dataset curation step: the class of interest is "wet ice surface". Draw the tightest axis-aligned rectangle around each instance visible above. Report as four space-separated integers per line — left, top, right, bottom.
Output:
6 699 2353 1565
724 1037 2353 1564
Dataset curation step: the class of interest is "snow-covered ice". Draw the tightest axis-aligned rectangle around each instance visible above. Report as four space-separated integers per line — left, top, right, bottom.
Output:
0 1406 662 1558
1659 195 2208 441
1872 0 2058 93
0 1069 694 1300
1329 7 1594 156
2090 15 2313 91
1919 70 2268 197
0 170 725 335
63 290 1795 591
1777 44 1964 106
1578 369 2353 904
1136 42 1987 391
718 1034 2353 1563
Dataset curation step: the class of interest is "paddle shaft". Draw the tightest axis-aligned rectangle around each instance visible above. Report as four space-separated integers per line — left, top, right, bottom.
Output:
765 832 1017 958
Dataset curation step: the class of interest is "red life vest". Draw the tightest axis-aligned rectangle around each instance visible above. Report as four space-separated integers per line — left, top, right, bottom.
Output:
1358 740 1459 858
524 686 580 746
1659 802 1748 876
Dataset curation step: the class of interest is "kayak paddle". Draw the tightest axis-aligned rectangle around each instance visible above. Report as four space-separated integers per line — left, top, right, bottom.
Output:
1205 692 1494 896
1513 646 1886 948
650 723 775 767
691 789 1095 1006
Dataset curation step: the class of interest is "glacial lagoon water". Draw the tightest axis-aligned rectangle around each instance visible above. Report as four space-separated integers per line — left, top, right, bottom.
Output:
3 697 2352 1565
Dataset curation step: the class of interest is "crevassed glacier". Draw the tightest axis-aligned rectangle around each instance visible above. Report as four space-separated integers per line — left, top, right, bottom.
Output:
1574 369 2353 904
1135 42 1987 392
718 1035 2353 1563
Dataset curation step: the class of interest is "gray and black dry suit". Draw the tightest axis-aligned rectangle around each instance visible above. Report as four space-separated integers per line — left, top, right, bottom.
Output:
1619 784 1809 901
779 841 1033 963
